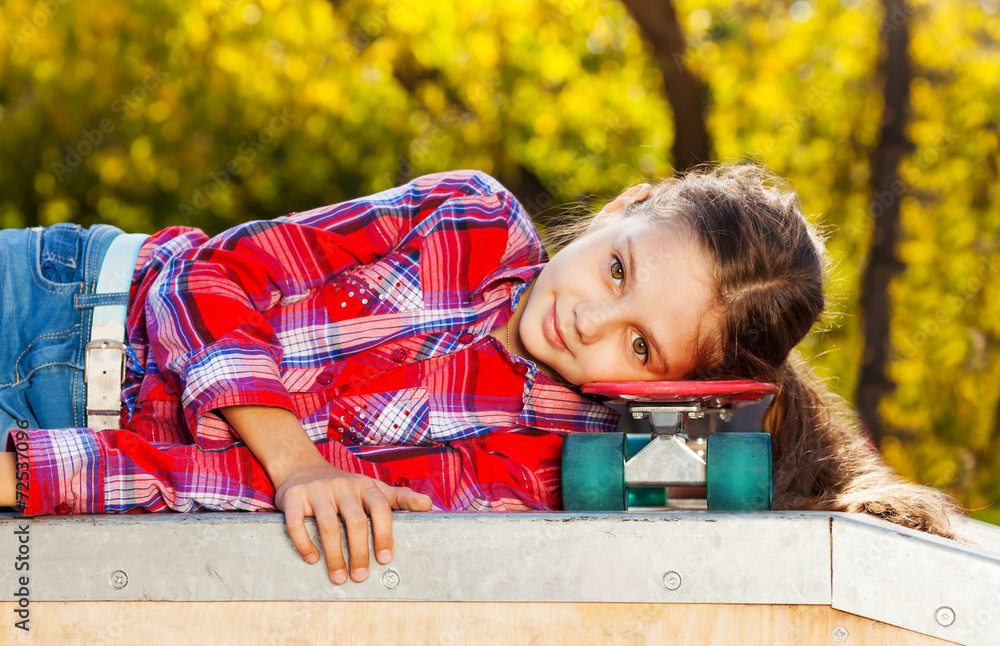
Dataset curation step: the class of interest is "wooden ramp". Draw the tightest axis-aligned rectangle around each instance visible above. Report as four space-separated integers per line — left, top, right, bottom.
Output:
1 510 998 645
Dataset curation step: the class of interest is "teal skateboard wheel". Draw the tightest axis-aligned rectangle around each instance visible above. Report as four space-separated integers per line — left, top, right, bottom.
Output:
706 432 773 511
561 432 627 511
626 434 668 508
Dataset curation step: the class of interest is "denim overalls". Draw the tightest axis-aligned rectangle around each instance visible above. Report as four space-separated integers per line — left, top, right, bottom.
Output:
0 223 126 446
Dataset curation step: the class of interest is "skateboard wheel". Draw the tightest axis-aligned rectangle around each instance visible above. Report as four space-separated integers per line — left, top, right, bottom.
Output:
561 432 627 511
706 432 773 511
626 435 668 508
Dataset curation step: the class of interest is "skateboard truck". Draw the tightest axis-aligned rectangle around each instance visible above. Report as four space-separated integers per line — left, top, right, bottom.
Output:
626 405 709 487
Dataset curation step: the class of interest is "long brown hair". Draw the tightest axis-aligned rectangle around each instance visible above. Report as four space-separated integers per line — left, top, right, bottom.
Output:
564 163 962 539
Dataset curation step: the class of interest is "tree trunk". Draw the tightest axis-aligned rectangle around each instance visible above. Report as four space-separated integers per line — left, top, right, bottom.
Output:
620 0 711 171
855 0 913 445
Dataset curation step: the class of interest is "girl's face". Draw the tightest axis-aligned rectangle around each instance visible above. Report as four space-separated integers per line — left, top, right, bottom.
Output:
515 208 719 385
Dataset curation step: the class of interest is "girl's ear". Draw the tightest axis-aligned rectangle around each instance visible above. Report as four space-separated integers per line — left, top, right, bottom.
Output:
588 183 652 231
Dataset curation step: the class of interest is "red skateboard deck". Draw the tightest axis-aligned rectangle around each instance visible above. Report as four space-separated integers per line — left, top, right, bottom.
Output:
581 379 777 405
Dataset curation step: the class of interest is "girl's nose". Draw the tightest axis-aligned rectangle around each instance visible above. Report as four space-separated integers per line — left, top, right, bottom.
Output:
575 299 620 344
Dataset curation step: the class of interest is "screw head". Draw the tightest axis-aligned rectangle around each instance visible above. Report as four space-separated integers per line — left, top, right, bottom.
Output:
110 570 128 590
661 570 682 591
381 568 400 590
935 606 955 627
831 625 848 642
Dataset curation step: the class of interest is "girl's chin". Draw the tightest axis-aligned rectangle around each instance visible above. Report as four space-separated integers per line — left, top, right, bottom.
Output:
545 369 575 387
529 356 570 385
521 338 577 385
540 361 580 386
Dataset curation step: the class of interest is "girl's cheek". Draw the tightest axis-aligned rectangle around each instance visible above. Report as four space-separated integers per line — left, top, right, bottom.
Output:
581 354 612 382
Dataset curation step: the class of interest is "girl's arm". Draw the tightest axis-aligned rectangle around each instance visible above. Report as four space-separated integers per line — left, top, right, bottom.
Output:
218 404 431 585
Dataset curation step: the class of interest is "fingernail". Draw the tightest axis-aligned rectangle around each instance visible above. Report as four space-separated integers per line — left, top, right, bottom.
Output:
306 553 319 564
377 549 392 564
333 569 347 584
354 567 368 581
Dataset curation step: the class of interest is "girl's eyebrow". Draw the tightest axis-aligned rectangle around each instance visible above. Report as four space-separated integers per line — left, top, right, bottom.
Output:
625 236 669 375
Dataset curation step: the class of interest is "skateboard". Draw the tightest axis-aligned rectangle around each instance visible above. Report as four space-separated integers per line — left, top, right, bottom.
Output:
562 380 778 512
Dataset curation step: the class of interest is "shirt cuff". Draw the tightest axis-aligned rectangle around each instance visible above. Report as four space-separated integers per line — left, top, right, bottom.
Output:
179 343 295 429
6 427 104 516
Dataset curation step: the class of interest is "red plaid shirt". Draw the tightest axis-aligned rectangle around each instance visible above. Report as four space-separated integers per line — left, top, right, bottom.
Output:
10 170 619 516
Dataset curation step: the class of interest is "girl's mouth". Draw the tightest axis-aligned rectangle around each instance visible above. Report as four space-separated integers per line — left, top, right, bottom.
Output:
544 303 569 352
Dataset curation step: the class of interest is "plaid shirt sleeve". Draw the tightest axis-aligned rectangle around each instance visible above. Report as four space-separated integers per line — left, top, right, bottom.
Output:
8 425 565 514
144 170 518 432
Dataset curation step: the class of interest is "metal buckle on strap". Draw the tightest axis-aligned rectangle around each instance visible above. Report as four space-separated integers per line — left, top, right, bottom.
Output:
84 339 127 384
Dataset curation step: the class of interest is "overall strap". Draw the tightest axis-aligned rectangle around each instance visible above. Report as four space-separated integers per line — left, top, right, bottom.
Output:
83 233 149 431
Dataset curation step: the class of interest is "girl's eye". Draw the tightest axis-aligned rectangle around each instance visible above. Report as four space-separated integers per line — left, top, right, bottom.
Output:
610 258 624 282
631 333 648 360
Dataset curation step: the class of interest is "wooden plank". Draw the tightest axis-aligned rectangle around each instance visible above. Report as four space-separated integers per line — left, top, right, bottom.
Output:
0 601 958 645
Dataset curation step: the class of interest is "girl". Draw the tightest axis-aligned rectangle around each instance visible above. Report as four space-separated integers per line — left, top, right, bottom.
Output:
0 165 962 587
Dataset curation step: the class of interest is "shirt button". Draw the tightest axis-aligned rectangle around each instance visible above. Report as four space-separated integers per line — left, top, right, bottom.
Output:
394 477 410 488
391 348 407 363
316 371 333 386
458 332 474 344
164 383 176 395
513 363 529 375
55 502 72 515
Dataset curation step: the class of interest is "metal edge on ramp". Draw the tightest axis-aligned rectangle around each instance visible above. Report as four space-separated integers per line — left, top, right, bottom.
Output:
0 511 829 604
831 513 1000 646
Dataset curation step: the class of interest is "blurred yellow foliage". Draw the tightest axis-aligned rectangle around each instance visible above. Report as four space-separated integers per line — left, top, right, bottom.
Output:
0 0 998 515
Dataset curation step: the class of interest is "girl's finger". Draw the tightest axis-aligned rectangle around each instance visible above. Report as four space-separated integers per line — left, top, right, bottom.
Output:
313 502 348 585
335 494 372 582
281 497 320 565
391 486 433 511
362 485 394 565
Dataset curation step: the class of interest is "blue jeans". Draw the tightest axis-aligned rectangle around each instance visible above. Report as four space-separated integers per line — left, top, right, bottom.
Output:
0 223 126 446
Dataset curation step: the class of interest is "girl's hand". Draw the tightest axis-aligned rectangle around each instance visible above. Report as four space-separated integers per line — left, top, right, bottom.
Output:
217 404 432 585
272 458 432 585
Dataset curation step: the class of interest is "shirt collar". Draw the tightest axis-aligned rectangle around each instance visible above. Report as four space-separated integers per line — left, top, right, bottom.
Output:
482 263 621 433
516 370 621 433
477 263 543 303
